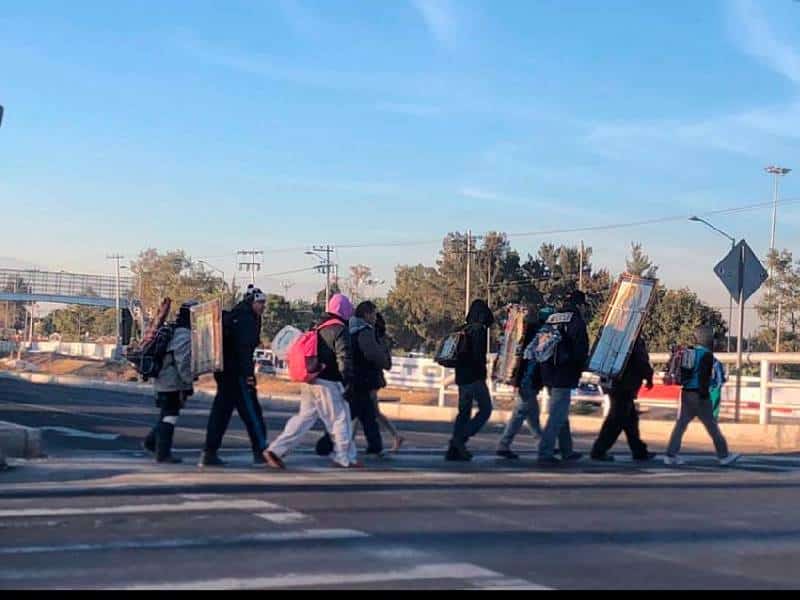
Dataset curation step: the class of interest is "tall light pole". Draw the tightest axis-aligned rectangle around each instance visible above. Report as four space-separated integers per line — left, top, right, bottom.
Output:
764 166 791 351
106 254 124 350
198 260 226 308
689 217 736 352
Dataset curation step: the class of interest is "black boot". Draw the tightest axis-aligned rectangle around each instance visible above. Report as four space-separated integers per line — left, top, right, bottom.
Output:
156 421 182 463
142 427 157 455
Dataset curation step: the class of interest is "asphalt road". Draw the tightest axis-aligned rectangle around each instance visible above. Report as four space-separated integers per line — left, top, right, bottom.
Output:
2 377 800 589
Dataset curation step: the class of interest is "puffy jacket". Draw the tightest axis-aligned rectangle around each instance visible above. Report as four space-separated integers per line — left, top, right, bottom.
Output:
455 300 495 386
153 327 193 393
609 336 653 395
317 315 353 384
350 317 392 391
513 322 540 389
539 304 589 389
222 301 261 380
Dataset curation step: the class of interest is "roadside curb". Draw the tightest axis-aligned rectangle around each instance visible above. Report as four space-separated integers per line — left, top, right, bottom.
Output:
2 370 798 452
0 420 44 459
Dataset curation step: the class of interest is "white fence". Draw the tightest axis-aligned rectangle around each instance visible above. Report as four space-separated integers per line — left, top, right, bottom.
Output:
20 341 119 360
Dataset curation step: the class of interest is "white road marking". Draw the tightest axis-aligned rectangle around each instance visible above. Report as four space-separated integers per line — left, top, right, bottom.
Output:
40 426 120 440
119 562 534 590
255 512 310 524
0 499 283 518
0 529 370 555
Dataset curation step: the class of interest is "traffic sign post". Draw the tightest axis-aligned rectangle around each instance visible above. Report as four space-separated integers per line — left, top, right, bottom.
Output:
714 240 768 422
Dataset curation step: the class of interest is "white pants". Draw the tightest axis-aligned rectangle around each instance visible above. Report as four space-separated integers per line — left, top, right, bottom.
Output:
268 379 357 466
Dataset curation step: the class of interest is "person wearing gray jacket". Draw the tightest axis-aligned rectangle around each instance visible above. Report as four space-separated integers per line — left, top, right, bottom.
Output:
143 301 196 463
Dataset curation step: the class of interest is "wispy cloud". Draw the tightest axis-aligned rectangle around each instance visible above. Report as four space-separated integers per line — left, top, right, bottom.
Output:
728 0 800 85
411 0 459 49
276 0 325 39
460 187 500 201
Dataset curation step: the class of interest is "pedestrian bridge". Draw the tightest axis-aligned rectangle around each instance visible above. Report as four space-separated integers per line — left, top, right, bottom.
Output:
0 268 134 308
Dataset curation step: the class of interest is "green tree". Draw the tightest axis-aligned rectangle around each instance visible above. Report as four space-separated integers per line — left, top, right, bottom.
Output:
757 249 800 353
625 242 659 278
260 294 294 343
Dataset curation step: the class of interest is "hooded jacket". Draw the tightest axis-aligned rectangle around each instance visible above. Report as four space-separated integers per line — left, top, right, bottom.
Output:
539 302 589 390
316 294 355 385
455 299 495 386
153 326 193 393
350 317 392 391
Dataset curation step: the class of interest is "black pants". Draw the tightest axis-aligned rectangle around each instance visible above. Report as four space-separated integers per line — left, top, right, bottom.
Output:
145 391 184 460
451 380 493 448
203 374 268 455
591 388 649 459
350 387 383 454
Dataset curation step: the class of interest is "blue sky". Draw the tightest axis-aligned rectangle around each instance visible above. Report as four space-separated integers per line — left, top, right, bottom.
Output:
1 0 799 317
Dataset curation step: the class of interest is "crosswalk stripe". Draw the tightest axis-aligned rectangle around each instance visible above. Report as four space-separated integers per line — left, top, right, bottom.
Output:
0 499 283 518
118 562 540 590
0 529 371 555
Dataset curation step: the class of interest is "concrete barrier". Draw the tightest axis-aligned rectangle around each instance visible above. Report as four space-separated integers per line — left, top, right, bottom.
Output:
0 420 44 458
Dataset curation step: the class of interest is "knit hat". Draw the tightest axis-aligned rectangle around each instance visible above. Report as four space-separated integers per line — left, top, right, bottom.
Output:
244 284 267 304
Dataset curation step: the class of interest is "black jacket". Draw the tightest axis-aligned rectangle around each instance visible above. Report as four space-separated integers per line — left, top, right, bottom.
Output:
455 300 495 386
540 304 589 390
316 314 354 385
351 317 392 391
222 301 261 380
609 336 654 395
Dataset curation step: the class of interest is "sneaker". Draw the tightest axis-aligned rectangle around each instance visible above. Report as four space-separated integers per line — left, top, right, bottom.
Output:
563 452 583 462
591 453 615 462
663 455 685 466
719 453 741 467
197 452 226 468
391 436 405 453
156 455 183 464
264 450 286 470
142 439 156 455
496 449 520 460
252 452 267 466
537 455 561 466
633 452 657 462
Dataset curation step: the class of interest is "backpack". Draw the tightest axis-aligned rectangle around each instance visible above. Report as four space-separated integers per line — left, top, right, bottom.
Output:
664 346 696 386
434 326 469 368
127 324 175 381
529 312 573 364
286 319 340 383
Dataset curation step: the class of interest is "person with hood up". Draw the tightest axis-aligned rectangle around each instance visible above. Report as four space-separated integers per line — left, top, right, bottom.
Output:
537 290 590 466
447 298 495 462
265 293 361 469
198 285 268 468
496 304 550 459
348 301 391 456
664 325 740 466
143 300 197 463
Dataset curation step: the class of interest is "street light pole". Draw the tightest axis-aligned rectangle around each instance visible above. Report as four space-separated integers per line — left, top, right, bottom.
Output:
764 166 791 352
689 217 736 353
106 254 124 351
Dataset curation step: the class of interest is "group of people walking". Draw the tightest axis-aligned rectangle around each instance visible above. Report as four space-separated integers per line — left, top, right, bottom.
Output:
143 285 739 469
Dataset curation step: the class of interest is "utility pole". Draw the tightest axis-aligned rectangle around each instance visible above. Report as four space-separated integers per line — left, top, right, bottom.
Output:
306 246 335 308
106 254 124 350
465 230 472 316
237 250 263 285
280 280 295 299
578 240 585 292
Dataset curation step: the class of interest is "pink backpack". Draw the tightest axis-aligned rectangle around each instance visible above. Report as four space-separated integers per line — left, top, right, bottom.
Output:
287 319 341 383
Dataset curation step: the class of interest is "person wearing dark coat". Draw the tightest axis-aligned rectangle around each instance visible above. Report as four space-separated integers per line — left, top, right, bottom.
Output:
198 285 268 468
446 299 495 461
590 335 656 462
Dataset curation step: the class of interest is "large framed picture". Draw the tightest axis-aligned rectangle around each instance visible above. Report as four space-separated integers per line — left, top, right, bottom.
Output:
588 274 658 382
190 299 223 376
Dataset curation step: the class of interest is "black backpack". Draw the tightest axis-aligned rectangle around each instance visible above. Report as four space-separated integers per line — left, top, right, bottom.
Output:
434 325 470 368
127 324 175 381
